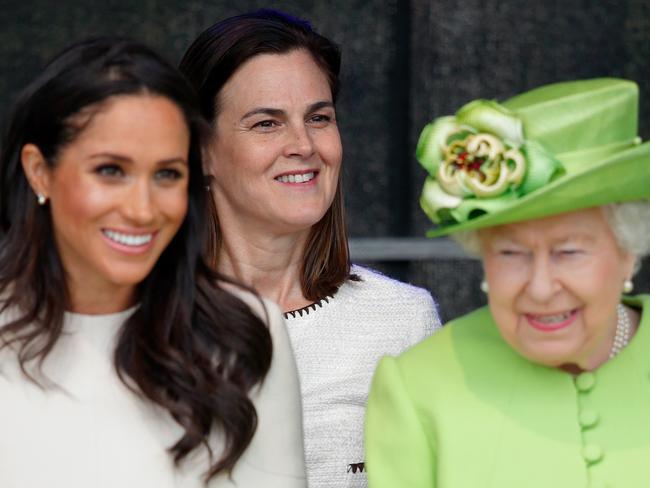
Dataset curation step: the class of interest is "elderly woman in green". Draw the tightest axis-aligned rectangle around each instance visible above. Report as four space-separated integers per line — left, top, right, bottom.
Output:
365 78 650 487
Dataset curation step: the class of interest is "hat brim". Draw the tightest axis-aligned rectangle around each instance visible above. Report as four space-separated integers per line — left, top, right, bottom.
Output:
426 141 650 237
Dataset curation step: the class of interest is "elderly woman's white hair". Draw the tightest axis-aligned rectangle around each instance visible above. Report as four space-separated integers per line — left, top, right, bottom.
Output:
453 202 650 275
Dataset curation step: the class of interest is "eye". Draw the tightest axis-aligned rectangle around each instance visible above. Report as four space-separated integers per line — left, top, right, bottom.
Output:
498 249 522 257
309 114 331 123
308 113 333 127
556 248 582 257
94 164 124 178
155 167 185 181
252 119 279 130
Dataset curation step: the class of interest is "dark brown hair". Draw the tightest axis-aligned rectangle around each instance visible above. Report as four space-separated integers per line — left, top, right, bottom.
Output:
179 9 355 301
0 37 271 481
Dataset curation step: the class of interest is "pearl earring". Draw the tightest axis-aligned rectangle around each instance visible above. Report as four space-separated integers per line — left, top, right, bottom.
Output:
623 279 634 294
37 194 47 205
480 280 489 293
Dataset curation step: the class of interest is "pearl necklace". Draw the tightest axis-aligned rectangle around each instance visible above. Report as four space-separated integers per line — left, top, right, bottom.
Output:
609 303 632 359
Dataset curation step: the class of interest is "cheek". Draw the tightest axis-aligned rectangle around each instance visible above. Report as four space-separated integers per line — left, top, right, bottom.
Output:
50 173 109 231
321 130 342 170
487 291 519 341
484 260 519 305
572 253 628 303
160 186 189 228
211 140 269 185
576 259 626 326
484 261 521 338
587 260 622 285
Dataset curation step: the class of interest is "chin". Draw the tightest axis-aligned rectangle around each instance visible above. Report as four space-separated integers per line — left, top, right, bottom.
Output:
517 342 580 367
280 211 329 231
104 268 154 288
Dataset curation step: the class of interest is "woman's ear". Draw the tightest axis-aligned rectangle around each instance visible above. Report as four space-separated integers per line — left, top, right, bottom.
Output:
202 133 217 177
622 250 638 285
21 143 51 200
202 135 220 194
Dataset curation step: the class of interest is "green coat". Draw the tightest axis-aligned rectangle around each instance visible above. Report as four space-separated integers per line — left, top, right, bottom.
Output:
365 295 650 488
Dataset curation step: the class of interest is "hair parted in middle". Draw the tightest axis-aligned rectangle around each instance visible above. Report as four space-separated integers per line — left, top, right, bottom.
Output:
0 36 272 482
179 8 356 302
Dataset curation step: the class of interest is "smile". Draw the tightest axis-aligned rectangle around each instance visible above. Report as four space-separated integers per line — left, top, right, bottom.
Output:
103 229 154 247
275 171 316 183
525 309 578 332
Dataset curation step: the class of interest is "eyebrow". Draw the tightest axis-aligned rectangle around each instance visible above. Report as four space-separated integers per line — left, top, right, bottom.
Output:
557 234 595 244
88 153 187 165
308 100 335 112
489 237 523 248
240 100 335 121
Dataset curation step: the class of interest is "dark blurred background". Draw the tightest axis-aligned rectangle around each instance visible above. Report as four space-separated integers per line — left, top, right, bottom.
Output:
1 0 649 322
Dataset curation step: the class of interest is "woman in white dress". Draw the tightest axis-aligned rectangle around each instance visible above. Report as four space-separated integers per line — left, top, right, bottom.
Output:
179 10 441 487
0 37 305 487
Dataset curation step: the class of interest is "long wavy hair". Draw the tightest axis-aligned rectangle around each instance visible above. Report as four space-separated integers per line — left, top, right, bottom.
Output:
179 9 357 302
0 37 272 481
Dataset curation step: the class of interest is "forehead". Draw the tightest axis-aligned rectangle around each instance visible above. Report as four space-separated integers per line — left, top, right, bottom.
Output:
218 49 332 108
71 94 184 132
479 207 613 245
58 94 190 163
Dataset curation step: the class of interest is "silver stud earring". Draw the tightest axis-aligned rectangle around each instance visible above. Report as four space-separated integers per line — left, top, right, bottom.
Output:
37 194 47 205
623 279 634 294
480 279 489 294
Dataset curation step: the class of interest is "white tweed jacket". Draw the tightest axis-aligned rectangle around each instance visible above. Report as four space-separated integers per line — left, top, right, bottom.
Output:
284 265 440 488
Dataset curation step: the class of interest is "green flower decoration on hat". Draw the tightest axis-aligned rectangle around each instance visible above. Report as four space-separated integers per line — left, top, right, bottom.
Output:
416 78 650 236
417 99 564 225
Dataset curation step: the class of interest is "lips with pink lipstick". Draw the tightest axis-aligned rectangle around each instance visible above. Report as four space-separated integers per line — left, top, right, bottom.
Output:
525 309 579 332
274 169 318 184
101 229 157 254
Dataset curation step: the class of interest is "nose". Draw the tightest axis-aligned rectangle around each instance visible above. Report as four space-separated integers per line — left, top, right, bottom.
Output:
123 179 155 224
283 123 315 159
526 254 560 303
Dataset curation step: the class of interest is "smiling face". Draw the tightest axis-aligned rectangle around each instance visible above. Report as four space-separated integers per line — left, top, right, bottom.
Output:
23 94 190 311
209 48 342 236
479 207 636 369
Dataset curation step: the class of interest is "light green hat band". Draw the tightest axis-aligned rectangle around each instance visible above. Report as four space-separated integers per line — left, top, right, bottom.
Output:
416 78 650 237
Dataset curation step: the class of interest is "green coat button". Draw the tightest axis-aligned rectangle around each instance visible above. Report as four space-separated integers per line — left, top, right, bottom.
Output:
583 444 604 464
575 372 596 392
579 410 599 429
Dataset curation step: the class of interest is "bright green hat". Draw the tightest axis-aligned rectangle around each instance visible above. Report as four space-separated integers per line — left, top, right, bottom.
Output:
417 78 650 237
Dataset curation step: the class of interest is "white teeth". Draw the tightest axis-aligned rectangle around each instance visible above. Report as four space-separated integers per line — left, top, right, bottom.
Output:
103 230 153 247
276 172 315 183
533 312 572 324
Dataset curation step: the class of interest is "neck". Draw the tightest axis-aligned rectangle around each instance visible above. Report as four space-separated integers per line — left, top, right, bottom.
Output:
66 270 136 315
67 276 136 315
216 217 312 313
